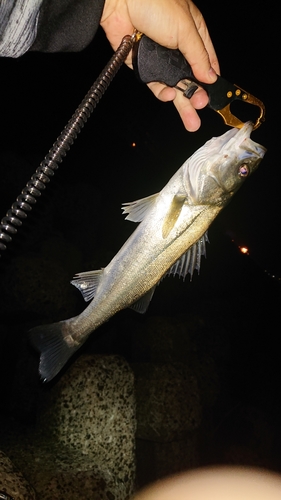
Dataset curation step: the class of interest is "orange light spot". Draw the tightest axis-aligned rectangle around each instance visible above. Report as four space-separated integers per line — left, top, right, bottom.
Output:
239 246 249 255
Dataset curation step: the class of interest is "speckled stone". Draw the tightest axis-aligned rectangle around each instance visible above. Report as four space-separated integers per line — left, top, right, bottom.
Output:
133 362 202 442
136 434 200 485
1 355 136 500
0 450 36 500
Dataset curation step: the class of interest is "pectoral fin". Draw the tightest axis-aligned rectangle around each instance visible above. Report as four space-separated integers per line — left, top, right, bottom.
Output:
162 194 186 239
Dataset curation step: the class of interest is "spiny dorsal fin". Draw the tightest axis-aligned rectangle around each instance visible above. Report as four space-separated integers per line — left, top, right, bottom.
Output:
162 194 186 239
122 193 159 222
71 269 103 302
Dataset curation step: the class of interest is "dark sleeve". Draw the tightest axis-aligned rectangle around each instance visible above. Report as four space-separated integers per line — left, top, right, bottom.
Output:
30 0 105 53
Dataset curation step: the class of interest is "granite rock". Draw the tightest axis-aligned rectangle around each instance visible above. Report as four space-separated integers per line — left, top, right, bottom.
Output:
136 435 200 485
0 450 36 500
133 362 201 442
1 354 136 500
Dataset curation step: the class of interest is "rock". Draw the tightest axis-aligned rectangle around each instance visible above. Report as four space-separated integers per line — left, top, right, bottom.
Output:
130 314 221 487
1 354 136 500
0 450 36 500
136 436 200 486
133 362 201 442
192 354 220 408
36 354 136 467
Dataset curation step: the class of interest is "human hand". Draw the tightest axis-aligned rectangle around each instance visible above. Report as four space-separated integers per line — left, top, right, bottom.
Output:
100 0 220 132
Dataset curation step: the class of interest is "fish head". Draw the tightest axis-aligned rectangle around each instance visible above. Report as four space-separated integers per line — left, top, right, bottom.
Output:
184 122 266 206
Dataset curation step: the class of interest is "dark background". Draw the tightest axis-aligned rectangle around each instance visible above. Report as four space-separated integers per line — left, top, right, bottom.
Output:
0 0 280 482
0 0 278 275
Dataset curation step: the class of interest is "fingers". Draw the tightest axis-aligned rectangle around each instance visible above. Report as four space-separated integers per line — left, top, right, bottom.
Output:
149 82 209 132
100 0 220 130
177 0 220 82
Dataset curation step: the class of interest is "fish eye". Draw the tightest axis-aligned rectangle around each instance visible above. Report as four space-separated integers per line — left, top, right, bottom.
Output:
238 163 249 178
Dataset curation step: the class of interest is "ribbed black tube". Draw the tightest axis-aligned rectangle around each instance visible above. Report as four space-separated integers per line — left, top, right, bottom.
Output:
0 34 134 255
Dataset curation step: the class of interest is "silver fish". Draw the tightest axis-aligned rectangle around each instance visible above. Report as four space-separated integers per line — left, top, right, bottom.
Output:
30 122 266 381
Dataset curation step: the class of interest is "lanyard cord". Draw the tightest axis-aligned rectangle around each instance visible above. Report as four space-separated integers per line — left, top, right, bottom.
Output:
0 33 135 257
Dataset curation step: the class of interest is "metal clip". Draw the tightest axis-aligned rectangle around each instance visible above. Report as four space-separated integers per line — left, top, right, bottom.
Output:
213 83 265 130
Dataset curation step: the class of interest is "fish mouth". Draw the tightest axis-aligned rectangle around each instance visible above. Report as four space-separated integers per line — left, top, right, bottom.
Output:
240 139 267 159
207 121 266 194
235 121 254 139
239 122 266 159
223 121 266 159
209 122 253 154
223 121 253 146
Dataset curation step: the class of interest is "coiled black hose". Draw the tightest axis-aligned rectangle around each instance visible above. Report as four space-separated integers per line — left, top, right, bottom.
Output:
0 33 135 256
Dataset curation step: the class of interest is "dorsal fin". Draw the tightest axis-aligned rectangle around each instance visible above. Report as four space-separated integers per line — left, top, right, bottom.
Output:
122 193 159 222
71 269 103 302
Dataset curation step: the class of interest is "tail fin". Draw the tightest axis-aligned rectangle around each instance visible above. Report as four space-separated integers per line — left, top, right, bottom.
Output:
29 321 79 382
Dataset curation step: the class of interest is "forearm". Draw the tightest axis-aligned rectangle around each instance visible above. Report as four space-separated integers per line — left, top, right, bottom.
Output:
31 0 105 53
0 0 43 57
0 0 105 58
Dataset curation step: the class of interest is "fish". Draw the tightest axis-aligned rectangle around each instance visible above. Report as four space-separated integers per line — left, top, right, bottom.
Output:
29 122 266 382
